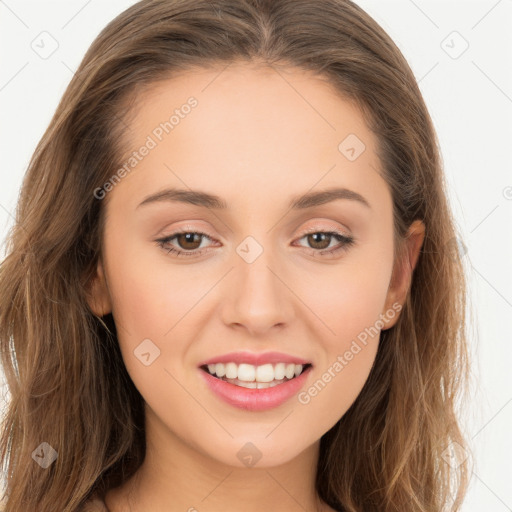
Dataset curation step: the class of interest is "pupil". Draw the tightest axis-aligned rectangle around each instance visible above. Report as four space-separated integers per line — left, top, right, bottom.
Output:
179 233 201 249
309 233 330 250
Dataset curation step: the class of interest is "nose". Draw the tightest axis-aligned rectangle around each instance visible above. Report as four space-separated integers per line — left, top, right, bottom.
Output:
220 241 295 337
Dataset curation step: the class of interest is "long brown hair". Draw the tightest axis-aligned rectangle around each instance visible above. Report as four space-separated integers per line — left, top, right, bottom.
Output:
0 1 472 510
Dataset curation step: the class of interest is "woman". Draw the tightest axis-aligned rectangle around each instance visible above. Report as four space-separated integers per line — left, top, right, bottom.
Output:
0 0 471 510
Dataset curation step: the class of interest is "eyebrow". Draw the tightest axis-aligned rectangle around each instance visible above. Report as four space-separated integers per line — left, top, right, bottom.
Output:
136 186 371 210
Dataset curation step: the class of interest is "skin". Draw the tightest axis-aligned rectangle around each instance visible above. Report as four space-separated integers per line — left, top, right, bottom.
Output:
87 62 425 512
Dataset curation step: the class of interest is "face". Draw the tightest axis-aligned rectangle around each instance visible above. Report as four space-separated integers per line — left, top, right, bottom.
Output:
88 63 424 469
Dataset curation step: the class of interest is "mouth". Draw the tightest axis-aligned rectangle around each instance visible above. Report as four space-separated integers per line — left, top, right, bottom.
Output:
200 362 313 389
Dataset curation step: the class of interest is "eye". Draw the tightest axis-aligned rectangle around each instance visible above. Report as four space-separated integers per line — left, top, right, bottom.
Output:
155 228 355 259
293 230 355 257
155 229 217 258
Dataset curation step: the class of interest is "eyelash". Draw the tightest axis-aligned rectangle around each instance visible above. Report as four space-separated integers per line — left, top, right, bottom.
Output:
155 227 355 259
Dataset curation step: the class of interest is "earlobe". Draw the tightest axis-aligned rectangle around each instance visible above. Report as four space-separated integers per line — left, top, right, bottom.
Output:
85 257 112 318
381 220 425 330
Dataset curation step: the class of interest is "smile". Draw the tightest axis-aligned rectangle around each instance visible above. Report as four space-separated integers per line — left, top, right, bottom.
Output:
199 363 313 411
202 362 311 388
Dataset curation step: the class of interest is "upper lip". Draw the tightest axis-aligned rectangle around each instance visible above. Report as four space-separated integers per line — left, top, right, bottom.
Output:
198 351 312 367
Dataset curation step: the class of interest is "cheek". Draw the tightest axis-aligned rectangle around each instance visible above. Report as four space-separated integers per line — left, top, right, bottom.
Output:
104 250 197 414
297 339 379 436
303 249 392 345
295 253 391 423
105 236 200 339
297 281 383 430
103 237 224 393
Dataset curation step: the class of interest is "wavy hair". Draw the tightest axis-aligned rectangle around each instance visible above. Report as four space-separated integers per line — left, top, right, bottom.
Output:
0 0 472 510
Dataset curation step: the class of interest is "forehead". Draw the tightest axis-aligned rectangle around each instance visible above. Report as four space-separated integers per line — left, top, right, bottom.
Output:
107 63 389 216
129 62 371 150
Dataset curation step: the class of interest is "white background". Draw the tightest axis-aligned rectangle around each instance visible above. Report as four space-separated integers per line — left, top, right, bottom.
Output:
1 1 511 510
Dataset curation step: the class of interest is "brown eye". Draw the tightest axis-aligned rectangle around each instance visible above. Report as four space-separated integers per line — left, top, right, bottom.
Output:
175 232 203 250
294 230 355 256
306 233 333 250
155 230 216 258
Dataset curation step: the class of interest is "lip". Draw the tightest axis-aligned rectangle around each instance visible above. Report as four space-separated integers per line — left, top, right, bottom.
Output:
199 364 313 411
197 350 311 367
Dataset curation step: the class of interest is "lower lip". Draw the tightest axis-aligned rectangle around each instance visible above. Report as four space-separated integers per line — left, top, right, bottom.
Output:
199 366 312 412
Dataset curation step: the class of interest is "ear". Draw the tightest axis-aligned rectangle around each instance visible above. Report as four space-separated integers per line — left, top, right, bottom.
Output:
85 257 112 317
381 219 425 330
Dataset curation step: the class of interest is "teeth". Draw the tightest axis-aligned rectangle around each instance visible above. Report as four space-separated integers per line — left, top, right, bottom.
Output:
239 363 256 381
225 362 238 379
204 362 307 382
285 364 296 379
222 378 285 389
255 364 274 382
274 363 286 380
